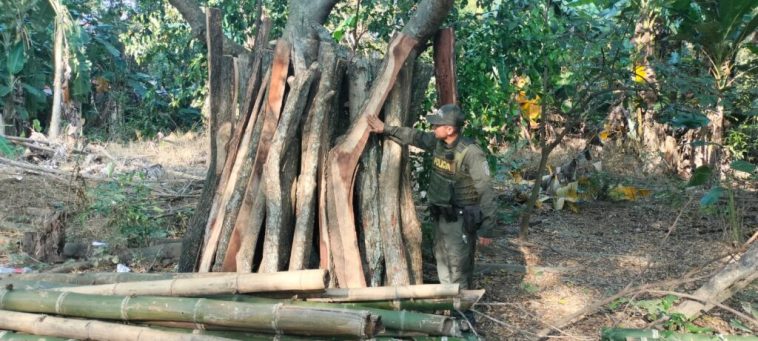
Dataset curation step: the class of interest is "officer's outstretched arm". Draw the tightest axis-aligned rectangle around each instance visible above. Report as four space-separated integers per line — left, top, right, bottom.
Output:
382 126 436 151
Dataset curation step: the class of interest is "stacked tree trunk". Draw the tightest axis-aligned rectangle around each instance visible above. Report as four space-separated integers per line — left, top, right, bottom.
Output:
184 1 454 290
0 272 484 340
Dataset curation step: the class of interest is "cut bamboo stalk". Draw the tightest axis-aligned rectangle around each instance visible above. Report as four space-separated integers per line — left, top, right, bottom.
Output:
0 310 231 341
0 272 231 286
601 328 758 341
0 330 76 341
0 289 379 338
210 295 458 336
308 284 459 302
49 269 328 296
143 323 317 341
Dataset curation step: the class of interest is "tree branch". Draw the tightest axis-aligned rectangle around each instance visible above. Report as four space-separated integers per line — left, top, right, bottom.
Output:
167 0 248 56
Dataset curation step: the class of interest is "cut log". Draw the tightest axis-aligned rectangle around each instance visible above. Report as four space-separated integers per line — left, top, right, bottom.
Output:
210 69 272 272
259 64 319 272
220 73 270 273
399 60 433 285
239 17 271 120
290 43 342 271
49 269 328 296
324 33 418 288
672 243 758 319
378 54 416 286
0 289 379 338
200 39 290 272
0 310 228 341
219 39 292 272
433 27 458 106
351 58 385 286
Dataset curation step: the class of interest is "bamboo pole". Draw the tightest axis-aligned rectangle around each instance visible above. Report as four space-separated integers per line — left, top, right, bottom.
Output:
0 330 76 341
0 272 231 286
0 310 232 341
214 295 459 336
601 328 758 341
49 269 328 296
307 284 459 302
146 322 363 340
0 289 379 337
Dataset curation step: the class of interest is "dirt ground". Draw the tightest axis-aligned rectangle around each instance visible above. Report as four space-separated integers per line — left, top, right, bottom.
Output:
0 134 755 340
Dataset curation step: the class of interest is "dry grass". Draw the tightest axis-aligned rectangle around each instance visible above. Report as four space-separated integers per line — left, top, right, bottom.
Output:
106 130 208 176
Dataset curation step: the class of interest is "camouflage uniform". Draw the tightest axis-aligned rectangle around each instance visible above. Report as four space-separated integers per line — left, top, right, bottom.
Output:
382 107 496 289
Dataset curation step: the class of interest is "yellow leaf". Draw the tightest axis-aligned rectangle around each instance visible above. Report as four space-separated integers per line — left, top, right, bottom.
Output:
634 65 647 83
608 185 653 201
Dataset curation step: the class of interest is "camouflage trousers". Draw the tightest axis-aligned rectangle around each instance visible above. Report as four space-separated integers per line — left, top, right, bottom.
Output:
433 214 477 290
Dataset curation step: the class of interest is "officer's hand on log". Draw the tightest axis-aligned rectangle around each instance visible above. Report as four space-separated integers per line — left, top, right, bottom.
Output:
478 237 493 246
367 115 385 134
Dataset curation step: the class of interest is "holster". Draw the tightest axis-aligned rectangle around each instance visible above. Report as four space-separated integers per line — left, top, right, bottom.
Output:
430 205 459 222
462 205 483 234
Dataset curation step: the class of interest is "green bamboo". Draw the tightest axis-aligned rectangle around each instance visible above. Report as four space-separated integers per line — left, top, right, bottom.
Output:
146 322 349 340
215 295 459 336
50 269 328 296
0 330 76 341
602 328 758 341
215 289 484 312
0 310 231 341
0 289 379 338
0 272 230 286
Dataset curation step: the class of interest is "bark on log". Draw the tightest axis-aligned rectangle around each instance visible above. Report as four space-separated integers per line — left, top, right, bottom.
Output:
210 69 271 272
220 79 270 273
378 55 416 286
672 243 758 319
401 61 434 284
325 34 418 288
290 43 342 271
259 64 319 272
239 18 271 120
351 58 384 286
433 27 458 106
0 310 228 341
207 10 236 177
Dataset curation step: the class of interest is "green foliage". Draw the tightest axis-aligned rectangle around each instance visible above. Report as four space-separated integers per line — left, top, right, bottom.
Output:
82 173 167 248
629 295 715 333
0 135 20 157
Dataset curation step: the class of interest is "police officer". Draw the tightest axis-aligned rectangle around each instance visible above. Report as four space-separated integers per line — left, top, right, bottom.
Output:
368 104 496 324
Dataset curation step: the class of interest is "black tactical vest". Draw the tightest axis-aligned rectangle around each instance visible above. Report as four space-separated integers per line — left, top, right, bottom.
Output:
427 137 480 207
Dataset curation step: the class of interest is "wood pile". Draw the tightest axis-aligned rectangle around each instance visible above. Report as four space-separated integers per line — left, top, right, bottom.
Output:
0 271 483 340
187 5 458 291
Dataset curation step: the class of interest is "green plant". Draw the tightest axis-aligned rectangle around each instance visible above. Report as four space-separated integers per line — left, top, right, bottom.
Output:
631 295 715 333
82 173 167 248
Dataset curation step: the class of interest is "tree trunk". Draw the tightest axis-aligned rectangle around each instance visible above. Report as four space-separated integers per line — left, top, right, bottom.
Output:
49 17 65 140
259 65 318 272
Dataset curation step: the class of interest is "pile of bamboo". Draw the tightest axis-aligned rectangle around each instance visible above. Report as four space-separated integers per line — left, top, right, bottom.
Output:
0 271 483 340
